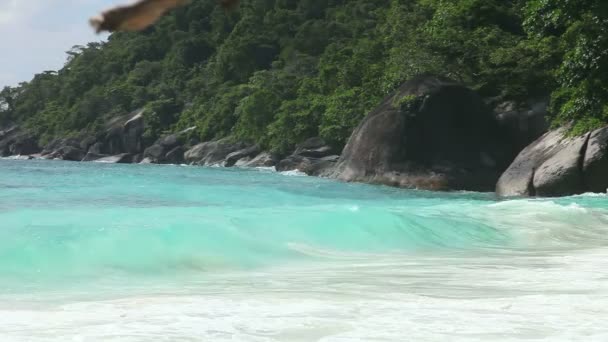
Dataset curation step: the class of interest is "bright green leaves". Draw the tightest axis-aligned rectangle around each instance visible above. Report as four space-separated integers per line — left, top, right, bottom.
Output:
524 0 608 133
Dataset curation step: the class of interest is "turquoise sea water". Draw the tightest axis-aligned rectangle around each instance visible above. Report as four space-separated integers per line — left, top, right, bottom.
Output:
2 159 608 341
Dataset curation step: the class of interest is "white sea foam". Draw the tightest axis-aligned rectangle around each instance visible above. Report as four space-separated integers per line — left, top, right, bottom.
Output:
2 160 608 341
280 169 307 177
255 166 276 172
3 250 608 341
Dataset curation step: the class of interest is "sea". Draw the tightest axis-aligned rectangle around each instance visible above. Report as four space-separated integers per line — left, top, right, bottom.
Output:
1 158 608 341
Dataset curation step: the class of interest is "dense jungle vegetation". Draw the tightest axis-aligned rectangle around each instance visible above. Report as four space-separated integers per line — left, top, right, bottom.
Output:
1 0 607 152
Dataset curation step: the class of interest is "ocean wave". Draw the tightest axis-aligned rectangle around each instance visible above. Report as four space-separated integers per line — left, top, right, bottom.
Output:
1 162 608 282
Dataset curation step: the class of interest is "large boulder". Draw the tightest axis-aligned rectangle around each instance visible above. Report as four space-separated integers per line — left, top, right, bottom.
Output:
8 133 39 156
533 134 589 197
0 127 40 157
0 127 16 156
164 146 185 164
293 137 336 158
496 127 591 197
329 75 512 191
276 155 339 176
275 137 339 175
57 146 86 161
82 152 109 162
240 152 279 168
42 138 83 158
184 138 248 166
224 145 260 167
143 144 166 161
87 142 103 155
141 126 196 164
98 109 145 155
583 127 608 193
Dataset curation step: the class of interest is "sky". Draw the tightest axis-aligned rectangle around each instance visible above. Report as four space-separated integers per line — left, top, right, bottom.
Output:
0 0 125 88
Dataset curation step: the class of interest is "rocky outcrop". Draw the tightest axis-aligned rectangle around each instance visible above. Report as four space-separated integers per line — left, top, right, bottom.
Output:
533 133 589 197
0 126 40 157
40 138 86 161
496 126 598 197
38 110 146 162
42 138 78 156
82 152 109 162
275 137 339 176
276 154 339 176
143 144 166 162
293 137 337 158
100 109 145 155
184 138 248 166
239 152 279 167
58 146 87 161
329 75 512 191
224 145 260 167
142 126 196 164
164 146 185 164
583 127 608 193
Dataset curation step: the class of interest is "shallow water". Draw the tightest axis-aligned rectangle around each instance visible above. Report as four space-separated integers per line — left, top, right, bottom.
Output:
1 159 608 341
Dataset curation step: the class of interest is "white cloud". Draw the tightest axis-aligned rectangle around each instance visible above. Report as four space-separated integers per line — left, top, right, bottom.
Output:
0 0 27 25
0 0 117 87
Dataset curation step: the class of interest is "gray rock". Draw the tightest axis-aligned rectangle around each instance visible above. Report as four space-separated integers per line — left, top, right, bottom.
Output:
497 127 590 197
533 133 589 197
132 153 143 164
0 126 40 157
329 75 512 191
294 137 336 158
496 129 566 196
583 126 608 193
101 109 145 155
224 145 260 167
165 146 185 164
79 136 97 152
184 138 248 166
241 152 279 168
87 142 103 155
160 126 196 149
82 152 109 162
9 135 39 156
42 138 79 156
59 146 86 161
276 155 308 172
41 137 87 160
143 144 165 162
276 154 339 176
123 111 144 154
141 126 197 164
159 134 179 149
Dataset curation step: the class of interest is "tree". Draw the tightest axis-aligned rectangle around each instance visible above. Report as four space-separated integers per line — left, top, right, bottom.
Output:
524 0 608 133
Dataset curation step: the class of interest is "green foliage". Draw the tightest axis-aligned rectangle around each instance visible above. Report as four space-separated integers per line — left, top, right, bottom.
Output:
143 98 180 144
524 0 608 133
2 0 608 152
394 94 417 110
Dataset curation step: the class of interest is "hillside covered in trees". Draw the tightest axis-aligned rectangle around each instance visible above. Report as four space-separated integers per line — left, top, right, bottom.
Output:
1 0 607 153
